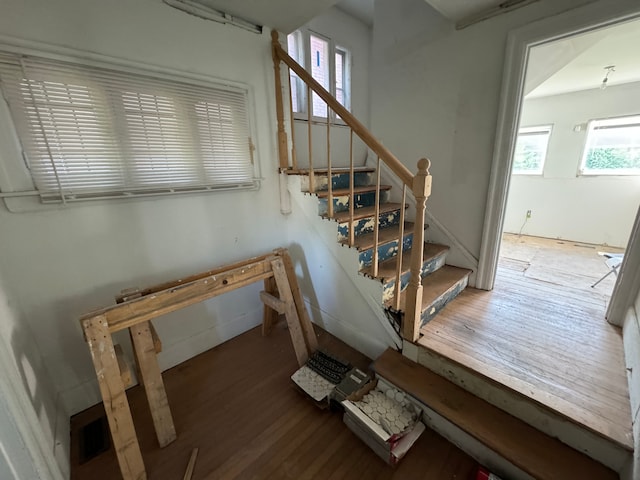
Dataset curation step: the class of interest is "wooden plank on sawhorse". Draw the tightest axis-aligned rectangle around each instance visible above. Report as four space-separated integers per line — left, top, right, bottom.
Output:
130 321 176 447
83 315 146 480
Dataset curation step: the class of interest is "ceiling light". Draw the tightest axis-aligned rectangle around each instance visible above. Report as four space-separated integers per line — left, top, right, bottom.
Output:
600 65 615 90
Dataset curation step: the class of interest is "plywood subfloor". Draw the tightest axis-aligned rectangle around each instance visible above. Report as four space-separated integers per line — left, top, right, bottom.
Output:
419 234 633 450
71 322 477 480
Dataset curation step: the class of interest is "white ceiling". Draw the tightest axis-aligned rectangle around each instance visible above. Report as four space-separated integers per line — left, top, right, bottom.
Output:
424 0 505 22
178 0 342 33
527 19 640 98
336 0 374 27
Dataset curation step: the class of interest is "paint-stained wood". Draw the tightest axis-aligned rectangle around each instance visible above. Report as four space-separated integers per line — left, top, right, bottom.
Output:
374 349 618 480
84 259 274 333
82 316 146 480
71 324 477 480
270 257 309 366
130 321 176 448
419 261 633 450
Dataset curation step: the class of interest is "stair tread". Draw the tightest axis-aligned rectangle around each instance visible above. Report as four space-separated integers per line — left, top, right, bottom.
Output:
373 349 617 480
389 265 471 310
362 243 449 282
327 203 407 222
286 166 375 175
340 222 415 251
314 185 392 197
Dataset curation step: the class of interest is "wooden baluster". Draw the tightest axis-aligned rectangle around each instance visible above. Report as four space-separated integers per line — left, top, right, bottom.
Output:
327 108 333 218
403 158 432 343
287 68 297 170
394 184 407 311
307 84 315 193
372 157 381 277
271 31 289 170
348 129 355 246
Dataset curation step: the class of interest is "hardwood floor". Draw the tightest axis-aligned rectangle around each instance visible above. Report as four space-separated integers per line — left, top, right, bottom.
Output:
71 322 477 480
419 234 633 450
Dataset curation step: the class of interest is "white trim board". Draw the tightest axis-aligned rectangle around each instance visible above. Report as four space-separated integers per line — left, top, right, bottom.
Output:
477 0 640 318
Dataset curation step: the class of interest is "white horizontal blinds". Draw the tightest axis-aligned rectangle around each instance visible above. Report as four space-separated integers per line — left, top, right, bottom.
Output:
0 51 254 201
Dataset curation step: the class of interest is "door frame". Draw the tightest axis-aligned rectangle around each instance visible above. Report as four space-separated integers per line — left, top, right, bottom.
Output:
476 0 640 324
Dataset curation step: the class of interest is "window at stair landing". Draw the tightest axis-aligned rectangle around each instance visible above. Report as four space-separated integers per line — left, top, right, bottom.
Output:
287 29 351 121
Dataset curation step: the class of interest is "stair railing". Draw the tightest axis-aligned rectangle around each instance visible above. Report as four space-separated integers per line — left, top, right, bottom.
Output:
271 31 431 342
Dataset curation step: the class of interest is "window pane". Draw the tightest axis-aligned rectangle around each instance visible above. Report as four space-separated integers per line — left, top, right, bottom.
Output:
287 31 304 114
335 51 345 109
512 127 551 174
582 116 640 174
310 34 329 117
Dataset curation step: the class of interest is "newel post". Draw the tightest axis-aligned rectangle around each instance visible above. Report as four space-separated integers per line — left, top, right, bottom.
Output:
271 30 289 170
403 158 432 342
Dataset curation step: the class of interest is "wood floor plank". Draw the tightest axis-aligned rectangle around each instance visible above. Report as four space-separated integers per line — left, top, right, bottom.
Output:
71 323 477 480
419 235 632 450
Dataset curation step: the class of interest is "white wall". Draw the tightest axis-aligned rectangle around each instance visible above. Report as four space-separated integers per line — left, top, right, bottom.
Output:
0 0 287 466
369 0 601 259
291 6 372 168
503 82 640 247
622 297 640 480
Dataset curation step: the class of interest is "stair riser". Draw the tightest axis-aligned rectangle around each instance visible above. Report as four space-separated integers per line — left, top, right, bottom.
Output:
301 171 373 191
359 233 413 269
318 190 390 215
381 252 447 303
337 209 402 240
419 275 469 327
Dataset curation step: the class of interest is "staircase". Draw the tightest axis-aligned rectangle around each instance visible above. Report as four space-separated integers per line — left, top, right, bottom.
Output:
288 166 471 336
269 30 630 480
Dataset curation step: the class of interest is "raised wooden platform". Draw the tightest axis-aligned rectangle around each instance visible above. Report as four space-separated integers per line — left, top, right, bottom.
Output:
70 324 477 479
374 349 618 480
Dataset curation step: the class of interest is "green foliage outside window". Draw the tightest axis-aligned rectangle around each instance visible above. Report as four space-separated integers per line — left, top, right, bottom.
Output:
513 144 543 171
584 147 640 171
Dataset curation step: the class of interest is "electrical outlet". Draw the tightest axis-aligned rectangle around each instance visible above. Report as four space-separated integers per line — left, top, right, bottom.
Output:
526 210 532 219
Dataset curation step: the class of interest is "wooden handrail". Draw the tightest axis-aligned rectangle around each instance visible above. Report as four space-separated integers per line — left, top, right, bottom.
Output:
271 31 413 188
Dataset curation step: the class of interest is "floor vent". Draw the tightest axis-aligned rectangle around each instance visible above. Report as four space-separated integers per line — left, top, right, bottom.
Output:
79 415 111 464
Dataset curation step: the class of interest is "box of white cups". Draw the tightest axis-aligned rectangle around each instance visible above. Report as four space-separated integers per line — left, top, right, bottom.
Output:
342 375 426 465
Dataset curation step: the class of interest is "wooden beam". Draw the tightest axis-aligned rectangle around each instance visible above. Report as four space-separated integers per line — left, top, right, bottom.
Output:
262 277 280 336
260 290 286 314
114 344 133 388
271 31 290 169
270 257 310 366
83 258 274 333
149 322 162 353
273 248 318 353
130 321 176 448
115 254 272 303
82 316 146 480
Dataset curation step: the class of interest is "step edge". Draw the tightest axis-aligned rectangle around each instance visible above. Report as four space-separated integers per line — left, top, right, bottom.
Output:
340 222 415 252
415 338 635 454
374 349 619 480
362 244 451 283
313 185 393 197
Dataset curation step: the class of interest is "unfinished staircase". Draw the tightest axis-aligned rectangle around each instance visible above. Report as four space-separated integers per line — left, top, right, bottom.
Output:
289 166 471 336
270 30 630 480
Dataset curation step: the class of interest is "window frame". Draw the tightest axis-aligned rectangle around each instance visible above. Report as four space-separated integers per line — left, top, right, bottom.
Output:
511 124 553 176
579 114 640 176
287 29 351 125
0 40 261 212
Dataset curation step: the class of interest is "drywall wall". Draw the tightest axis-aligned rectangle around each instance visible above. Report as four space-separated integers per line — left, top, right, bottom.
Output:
503 82 640 247
369 0 601 260
0 2 397 471
290 6 372 168
0 272 64 479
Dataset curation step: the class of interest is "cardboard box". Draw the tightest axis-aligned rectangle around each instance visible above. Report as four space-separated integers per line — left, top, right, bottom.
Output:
342 376 426 465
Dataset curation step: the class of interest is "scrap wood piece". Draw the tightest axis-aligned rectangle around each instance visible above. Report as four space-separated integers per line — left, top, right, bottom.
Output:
183 448 199 480
273 248 318 353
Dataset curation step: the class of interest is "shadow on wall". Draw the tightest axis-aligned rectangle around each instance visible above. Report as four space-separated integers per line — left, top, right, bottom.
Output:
0 271 58 450
287 242 322 327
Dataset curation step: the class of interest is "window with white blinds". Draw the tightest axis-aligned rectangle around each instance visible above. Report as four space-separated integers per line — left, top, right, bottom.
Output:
0 52 257 202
